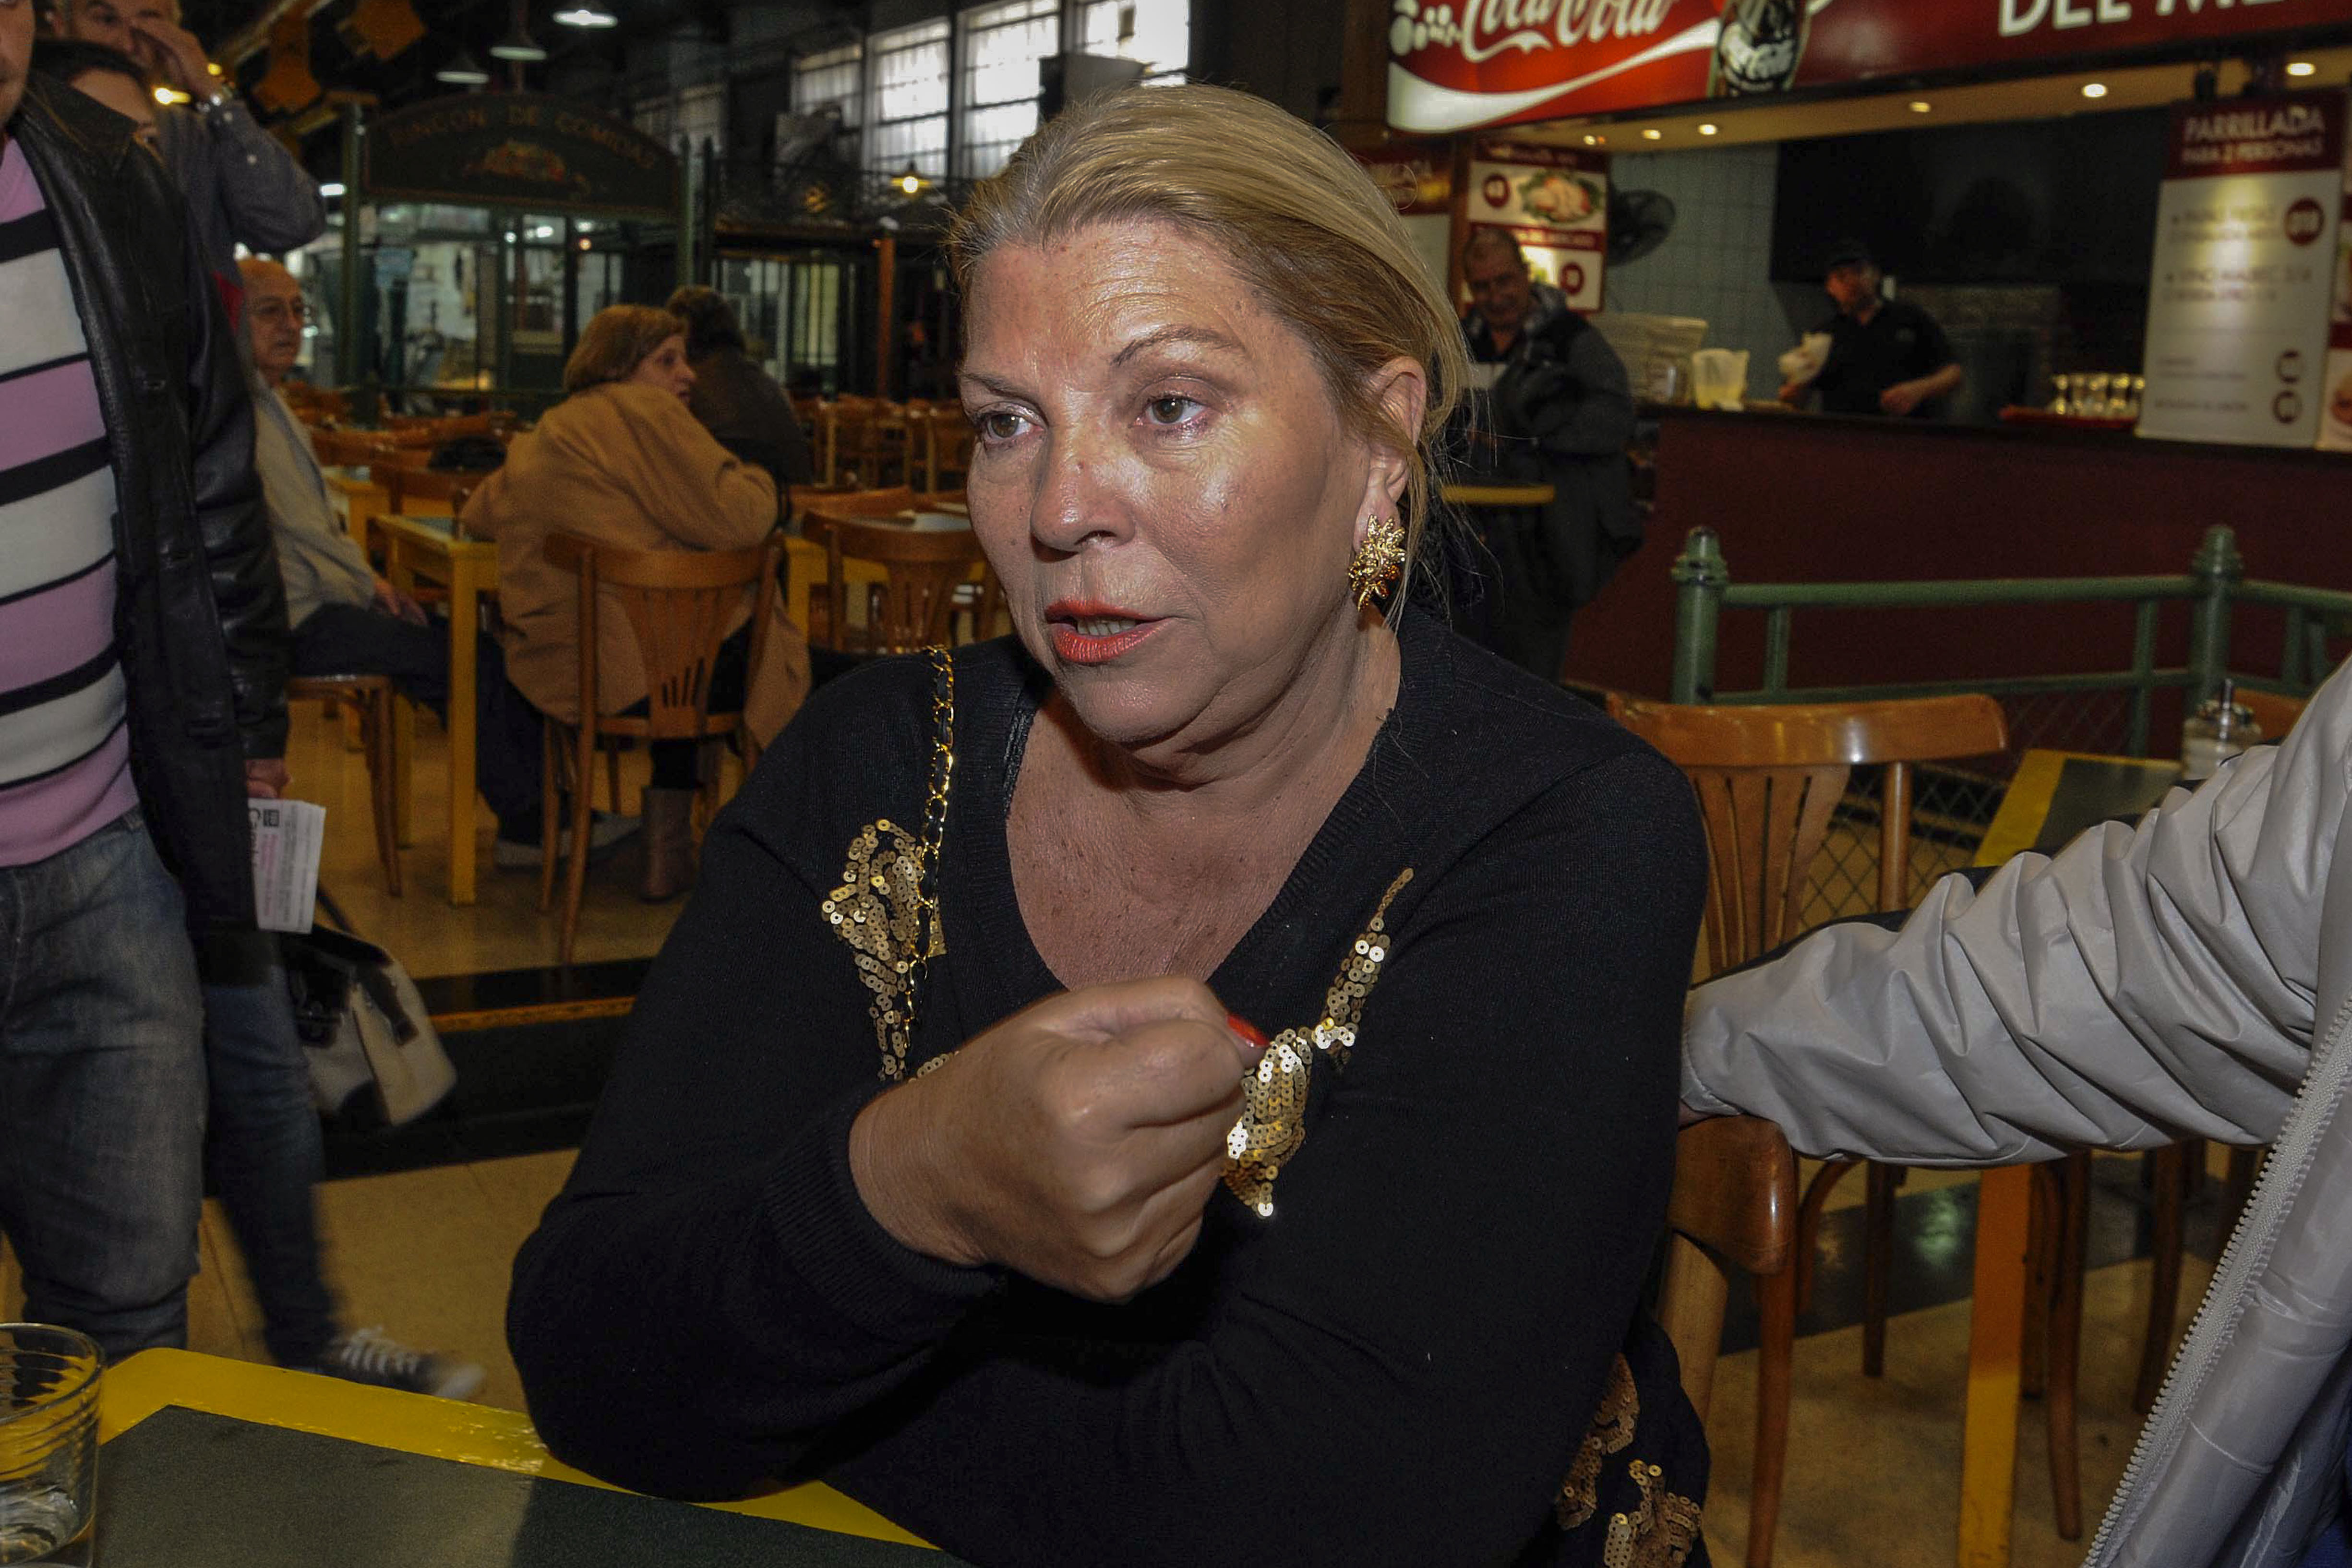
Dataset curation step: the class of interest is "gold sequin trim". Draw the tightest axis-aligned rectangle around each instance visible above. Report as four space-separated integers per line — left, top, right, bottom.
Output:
1604 1461 1700 1568
822 649 955 1081
1222 868 1414 1219
1557 1354 1638 1531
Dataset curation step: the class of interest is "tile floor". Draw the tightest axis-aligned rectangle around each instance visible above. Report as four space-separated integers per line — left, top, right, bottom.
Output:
0 704 2211 1563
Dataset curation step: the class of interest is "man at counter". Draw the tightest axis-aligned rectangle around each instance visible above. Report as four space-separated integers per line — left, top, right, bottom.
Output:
1781 241 1962 419
1457 228 1638 682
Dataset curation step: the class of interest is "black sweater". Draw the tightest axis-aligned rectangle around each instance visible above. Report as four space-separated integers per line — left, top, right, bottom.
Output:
508 612 1710 1567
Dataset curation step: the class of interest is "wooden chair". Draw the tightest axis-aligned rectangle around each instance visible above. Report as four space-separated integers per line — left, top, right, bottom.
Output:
1615 692 2010 1564
917 406 977 493
537 533 780 964
805 514 985 655
1658 1115 1799 1565
285 674 402 896
380 464 486 518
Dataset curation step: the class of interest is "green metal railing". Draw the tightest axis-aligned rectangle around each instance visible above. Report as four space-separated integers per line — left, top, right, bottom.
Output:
1660 524 2352 927
1667 524 2346 751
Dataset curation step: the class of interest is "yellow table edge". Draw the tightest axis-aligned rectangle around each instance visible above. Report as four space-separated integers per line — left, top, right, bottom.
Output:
100 1349 933 1551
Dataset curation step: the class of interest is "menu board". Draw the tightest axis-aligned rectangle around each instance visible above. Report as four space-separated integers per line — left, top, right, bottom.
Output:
2321 128 2352 452
1465 139 1610 313
2136 91 2346 449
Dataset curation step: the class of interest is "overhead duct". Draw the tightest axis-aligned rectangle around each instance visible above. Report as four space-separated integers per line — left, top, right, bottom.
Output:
338 0 428 62
251 12 322 115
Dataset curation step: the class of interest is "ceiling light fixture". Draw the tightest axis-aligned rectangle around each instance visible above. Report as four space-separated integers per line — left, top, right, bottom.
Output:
1582 133 1599 145
2081 81 2108 98
1641 127 1662 140
490 28 546 60
896 163 926 196
2286 60 2317 77
1697 122 1718 135
554 4 619 27
1908 99 1932 113
435 49 491 85
319 181 347 197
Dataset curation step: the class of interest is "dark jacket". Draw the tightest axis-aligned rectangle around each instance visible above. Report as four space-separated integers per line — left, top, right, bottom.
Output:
685 345 815 515
1480 306 1640 610
14 78 289 928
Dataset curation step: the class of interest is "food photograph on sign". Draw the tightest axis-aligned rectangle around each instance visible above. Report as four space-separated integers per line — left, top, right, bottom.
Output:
1468 139 1611 312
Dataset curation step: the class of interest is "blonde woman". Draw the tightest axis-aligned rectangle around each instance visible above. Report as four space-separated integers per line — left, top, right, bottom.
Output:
512 87 1706 1567
463 306 808 899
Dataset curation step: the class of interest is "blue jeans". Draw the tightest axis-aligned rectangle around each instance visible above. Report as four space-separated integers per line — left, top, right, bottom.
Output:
0 809 205 1359
198 932 337 1368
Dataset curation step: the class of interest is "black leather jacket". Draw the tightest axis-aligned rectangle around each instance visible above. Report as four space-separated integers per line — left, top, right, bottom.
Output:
13 79 288 928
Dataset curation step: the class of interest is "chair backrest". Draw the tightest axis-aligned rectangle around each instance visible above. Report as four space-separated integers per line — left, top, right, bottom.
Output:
1613 694 2008 972
1658 1115 1800 1419
805 486 918 520
2240 687 2306 741
385 465 485 516
543 532 779 741
813 516 984 655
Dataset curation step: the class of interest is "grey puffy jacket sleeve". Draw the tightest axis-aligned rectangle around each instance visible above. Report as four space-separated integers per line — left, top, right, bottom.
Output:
1681 664 2352 1167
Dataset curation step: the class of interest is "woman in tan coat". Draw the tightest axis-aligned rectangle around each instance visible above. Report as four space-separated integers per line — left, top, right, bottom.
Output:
463 306 810 898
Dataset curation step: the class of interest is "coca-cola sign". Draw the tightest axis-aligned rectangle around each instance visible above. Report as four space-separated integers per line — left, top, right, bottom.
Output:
1390 0 2352 135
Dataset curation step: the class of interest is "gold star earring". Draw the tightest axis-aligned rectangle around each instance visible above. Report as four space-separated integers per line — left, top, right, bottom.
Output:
1347 514 1407 610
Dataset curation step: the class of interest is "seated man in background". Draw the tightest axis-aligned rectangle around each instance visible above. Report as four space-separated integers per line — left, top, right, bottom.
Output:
55 0 323 310
666 285 814 520
238 258 629 867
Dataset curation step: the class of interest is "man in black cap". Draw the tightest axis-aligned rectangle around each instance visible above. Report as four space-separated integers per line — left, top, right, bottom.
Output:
1781 241 1962 419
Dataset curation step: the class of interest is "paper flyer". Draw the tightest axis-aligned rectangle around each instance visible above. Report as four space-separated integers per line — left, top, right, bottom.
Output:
249 799 327 934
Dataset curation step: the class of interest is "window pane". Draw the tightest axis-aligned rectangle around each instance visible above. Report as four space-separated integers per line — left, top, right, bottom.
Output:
1079 0 1189 80
867 21 951 176
794 42 864 128
959 0 1057 180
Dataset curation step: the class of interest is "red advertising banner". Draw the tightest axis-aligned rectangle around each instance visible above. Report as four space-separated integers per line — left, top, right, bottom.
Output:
1389 0 2352 135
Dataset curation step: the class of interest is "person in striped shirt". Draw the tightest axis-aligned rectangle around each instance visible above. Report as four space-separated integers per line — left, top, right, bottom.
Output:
0 0 289 1359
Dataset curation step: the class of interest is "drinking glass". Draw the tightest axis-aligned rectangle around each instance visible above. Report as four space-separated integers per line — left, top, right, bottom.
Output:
0 1326 101 1566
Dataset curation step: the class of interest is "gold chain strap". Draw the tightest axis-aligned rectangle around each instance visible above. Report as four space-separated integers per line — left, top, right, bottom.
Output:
823 647 956 1081
905 646 955 1068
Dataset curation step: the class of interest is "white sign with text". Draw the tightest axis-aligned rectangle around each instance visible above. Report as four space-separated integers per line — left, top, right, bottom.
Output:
2137 91 2346 448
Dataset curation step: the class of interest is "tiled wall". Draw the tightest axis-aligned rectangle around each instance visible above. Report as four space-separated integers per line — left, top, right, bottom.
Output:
1602 143 1793 402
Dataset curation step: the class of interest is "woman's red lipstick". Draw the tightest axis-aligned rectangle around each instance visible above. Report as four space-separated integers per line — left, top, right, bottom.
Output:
1044 600 1160 665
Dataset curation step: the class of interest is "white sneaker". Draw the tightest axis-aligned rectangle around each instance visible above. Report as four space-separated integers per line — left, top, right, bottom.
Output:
492 811 640 869
310 1326 485 1400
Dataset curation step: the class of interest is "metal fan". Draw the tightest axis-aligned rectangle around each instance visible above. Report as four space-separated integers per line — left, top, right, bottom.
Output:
1608 190 1678 265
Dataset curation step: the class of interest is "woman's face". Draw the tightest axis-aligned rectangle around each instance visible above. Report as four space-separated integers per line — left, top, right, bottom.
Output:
960 220 1414 753
630 334 695 399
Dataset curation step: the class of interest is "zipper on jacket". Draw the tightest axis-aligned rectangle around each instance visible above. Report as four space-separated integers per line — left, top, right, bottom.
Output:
2084 990 2352 1566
